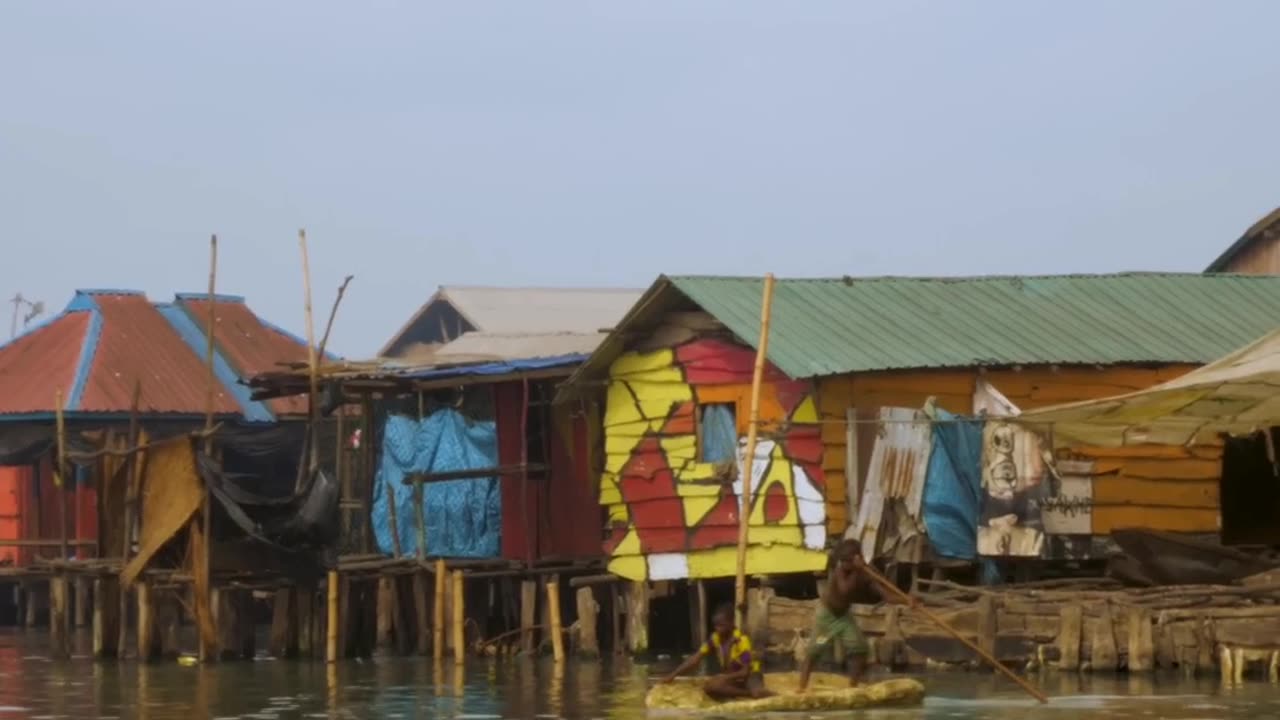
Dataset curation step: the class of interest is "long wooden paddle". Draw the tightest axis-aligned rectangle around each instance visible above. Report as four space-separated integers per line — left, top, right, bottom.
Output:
858 562 1049 704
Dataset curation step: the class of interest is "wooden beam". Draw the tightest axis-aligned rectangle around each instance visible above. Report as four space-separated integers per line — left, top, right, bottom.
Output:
403 463 549 485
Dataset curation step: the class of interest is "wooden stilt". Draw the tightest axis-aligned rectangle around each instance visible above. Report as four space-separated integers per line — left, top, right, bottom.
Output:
159 594 181 659
1093 602 1119 672
413 571 431 655
270 589 294 658
451 570 464 663
520 580 537 656
689 580 707 650
433 559 446 660
547 578 565 662
136 581 155 662
609 583 622 655
23 583 37 628
1128 606 1154 672
1058 604 1083 671
74 577 89 629
92 577 120 659
326 570 339 663
297 587 314 657
238 591 256 660
575 587 599 658
976 595 997 663
627 581 650 655
50 575 69 659
376 576 395 651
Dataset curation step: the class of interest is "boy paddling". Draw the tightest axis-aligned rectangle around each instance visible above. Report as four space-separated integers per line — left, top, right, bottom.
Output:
662 603 774 701
796 539 917 692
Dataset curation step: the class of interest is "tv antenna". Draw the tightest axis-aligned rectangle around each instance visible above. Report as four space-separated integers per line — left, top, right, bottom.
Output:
9 293 45 339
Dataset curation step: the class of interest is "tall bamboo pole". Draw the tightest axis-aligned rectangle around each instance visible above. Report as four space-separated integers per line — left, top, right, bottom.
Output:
197 233 218 662
118 379 142 655
433 558 446 660
734 274 775 628
326 570 339 663
55 389 68 560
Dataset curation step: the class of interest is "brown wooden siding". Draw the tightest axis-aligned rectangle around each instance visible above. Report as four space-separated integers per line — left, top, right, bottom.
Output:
817 364 1222 539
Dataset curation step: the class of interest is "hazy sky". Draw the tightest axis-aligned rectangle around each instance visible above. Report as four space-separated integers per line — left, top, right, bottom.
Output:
2 2 1278 357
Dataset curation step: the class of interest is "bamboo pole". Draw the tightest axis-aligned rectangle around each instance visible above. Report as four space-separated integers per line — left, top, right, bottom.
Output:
196 234 219 663
326 570 339 662
433 558 445 660
734 274 775 628
55 389 68 561
299 229 319 477
451 569 464 663
547 578 565 662
317 275 354 361
119 384 143 655
858 563 1049 704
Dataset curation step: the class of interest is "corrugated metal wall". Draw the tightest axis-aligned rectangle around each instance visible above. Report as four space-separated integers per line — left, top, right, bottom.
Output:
0 466 21 566
819 364 1221 540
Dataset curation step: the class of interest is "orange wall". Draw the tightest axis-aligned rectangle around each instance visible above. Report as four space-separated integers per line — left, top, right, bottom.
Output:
817 364 1221 537
0 466 19 566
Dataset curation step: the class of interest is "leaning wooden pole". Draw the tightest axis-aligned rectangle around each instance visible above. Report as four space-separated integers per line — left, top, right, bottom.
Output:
299 229 319 478
734 273 775 628
859 563 1049 703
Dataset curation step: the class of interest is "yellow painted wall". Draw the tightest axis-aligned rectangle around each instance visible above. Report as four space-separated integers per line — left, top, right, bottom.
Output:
818 364 1223 537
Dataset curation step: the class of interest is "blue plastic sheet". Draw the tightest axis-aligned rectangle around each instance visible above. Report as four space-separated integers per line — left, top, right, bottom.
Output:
922 409 984 560
700 404 738 464
371 410 501 558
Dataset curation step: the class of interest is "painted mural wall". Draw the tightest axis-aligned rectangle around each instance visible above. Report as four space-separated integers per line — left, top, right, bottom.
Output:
600 337 828 581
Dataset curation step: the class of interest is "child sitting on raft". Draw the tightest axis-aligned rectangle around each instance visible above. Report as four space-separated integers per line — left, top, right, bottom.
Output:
661 603 774 701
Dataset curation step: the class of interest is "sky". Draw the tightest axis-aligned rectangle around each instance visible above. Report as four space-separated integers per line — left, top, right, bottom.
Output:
2 2 1278 357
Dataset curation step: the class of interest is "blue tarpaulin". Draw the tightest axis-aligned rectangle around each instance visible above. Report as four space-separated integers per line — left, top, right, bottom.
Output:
922 408 984 560
372 410 501 558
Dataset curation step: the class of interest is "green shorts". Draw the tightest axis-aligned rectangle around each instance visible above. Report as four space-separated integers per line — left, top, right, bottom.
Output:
807 605 868 659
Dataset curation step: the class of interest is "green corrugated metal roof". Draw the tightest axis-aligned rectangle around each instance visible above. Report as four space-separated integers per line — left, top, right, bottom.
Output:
668 273 1280 378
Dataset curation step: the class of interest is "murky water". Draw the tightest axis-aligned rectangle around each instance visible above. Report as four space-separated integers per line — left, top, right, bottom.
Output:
0 629 1277 718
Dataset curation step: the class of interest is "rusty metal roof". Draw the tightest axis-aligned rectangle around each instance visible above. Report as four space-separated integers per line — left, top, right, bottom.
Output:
0 290 314 421
176 295 312 417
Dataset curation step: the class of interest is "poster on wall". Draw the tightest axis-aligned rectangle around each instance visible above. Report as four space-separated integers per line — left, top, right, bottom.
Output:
977 421 1048 557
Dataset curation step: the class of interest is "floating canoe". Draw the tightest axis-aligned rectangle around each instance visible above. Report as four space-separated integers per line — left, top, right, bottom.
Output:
645 672 925 713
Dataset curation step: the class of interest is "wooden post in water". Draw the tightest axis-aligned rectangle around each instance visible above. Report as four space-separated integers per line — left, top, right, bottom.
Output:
137 581 155 662
433 559 446 660
547 577 564 662
326 570 339 663
575 587 598 658
520 580 537 656
50 575 69 659
451 570 465 663
92 576 120 658
733 274 775 628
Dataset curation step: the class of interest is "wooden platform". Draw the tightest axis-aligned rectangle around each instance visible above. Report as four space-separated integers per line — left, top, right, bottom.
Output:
757 577 1280 681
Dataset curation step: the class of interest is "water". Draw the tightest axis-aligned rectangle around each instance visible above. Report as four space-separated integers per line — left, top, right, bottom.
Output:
0 630 1277 718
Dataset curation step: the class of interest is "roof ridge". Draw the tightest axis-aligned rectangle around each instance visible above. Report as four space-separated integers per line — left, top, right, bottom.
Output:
667 272 1277 283
441 284 645 292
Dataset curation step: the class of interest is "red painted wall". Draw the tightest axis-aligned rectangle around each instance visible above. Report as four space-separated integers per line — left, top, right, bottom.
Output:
493 380 600 563
0 466 20 566
8 458 98 566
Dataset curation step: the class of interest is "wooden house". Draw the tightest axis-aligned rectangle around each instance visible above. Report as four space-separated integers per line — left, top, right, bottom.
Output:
1206 206 1280 274
558 273 1280 583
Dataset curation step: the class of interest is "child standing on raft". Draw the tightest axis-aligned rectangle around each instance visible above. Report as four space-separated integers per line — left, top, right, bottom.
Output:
662 603 774 701
796 539 917 692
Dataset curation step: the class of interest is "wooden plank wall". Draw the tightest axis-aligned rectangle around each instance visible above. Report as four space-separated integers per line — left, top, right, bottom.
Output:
817 364 1222 538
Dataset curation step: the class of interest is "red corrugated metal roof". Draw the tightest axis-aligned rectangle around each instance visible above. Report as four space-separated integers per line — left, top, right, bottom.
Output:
0 289 315 419
178 297 311 416
0 313 88 414
80 293 242 415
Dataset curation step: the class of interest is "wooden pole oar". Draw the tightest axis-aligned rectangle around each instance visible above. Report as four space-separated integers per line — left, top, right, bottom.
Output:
858 562 1049 704
734 273 776 629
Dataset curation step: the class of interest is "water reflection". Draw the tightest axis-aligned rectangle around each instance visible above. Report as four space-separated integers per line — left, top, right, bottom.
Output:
1 628 1279 718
